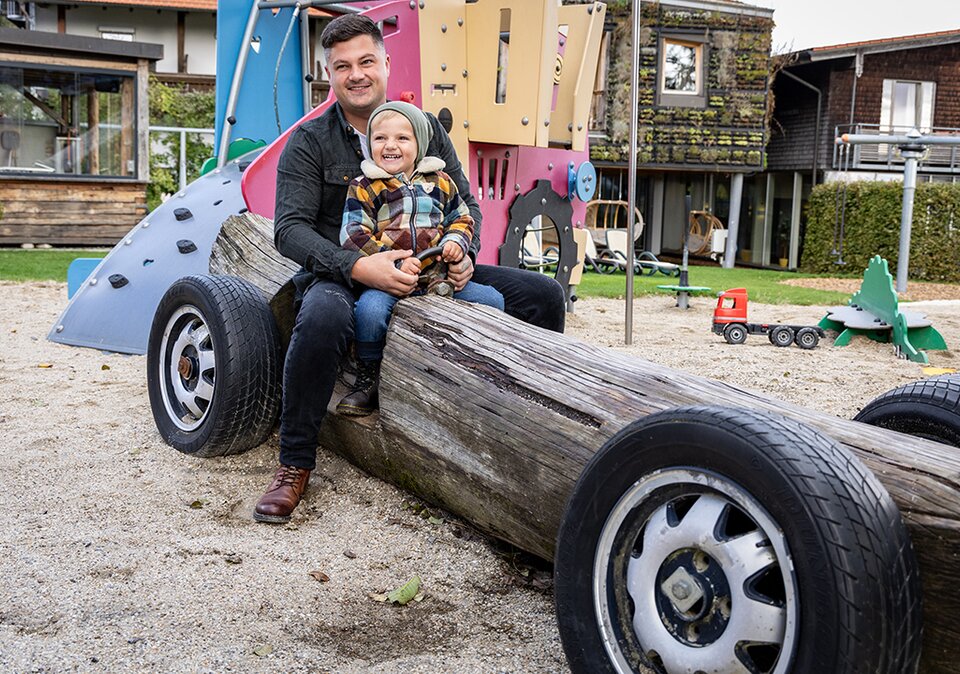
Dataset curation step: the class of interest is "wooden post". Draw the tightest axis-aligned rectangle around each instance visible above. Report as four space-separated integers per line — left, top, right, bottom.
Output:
86 84 100 175
211 213 960 672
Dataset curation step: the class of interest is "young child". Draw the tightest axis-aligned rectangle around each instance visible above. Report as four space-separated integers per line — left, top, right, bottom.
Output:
337 101 504 416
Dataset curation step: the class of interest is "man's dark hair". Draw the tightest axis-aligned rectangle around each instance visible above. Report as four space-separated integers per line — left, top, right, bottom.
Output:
320 14 384 56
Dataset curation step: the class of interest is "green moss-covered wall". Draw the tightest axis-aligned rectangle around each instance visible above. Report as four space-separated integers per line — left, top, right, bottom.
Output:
588 1 773 169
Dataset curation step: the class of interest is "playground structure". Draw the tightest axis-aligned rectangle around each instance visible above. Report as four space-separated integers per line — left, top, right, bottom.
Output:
48 0 605 355
821 255 947 364
40 2 960 673
713 288 825 349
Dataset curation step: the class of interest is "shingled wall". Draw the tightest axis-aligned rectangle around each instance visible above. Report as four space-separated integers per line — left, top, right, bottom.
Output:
589 1 773 170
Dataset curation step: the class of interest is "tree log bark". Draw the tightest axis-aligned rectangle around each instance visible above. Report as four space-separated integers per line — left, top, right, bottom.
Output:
212 212 960 673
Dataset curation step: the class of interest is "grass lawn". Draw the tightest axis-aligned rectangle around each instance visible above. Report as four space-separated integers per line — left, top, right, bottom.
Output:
0 249 108 282
575 266 855 305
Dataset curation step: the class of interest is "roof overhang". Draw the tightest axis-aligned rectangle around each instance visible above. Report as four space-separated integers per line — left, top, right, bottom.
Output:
0 27 163 61
794 30 960 64
656 0 774 20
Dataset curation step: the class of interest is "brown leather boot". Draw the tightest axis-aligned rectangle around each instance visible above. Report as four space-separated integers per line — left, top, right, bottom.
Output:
253 464 311 523
336 359 380 417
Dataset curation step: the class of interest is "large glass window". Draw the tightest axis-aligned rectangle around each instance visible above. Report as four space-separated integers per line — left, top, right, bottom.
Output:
881 79 935 134
0 64 137 178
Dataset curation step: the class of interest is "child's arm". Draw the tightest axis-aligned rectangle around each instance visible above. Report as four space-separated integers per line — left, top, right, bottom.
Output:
436 173 474 261
340 180 392 257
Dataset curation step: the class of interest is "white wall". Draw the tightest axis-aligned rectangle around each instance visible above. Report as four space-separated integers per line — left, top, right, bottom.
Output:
33 6 216 76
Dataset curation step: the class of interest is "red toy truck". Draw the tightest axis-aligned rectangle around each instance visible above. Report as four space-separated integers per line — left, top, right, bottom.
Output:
712 288 825 349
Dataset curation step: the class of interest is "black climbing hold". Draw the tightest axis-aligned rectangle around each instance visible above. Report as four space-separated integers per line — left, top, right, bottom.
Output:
238 161 252 172
222 179 231 185
143 259 154 266
239 207 249 214
214 199 223 206
108 274 129 289
174 207 193 221
177 239 198 254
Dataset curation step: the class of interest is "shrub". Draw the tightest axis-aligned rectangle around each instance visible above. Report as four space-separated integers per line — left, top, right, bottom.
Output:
801 181 960 283
147 77 215 211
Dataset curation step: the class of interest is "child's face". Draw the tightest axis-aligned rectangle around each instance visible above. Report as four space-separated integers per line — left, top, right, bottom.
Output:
370 114 417 178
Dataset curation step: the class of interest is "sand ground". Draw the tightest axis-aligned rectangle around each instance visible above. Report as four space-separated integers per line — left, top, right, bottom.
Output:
1 280 958 672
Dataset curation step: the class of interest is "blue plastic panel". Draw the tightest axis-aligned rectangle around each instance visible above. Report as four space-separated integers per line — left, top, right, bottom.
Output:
215 0 306 153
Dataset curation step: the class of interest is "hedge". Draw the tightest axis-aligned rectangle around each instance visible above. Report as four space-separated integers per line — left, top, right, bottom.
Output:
801 181 960 283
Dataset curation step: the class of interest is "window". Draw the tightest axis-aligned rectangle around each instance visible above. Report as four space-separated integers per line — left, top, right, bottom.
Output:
0 64 137 177
880 79 935 133
657 35 706 107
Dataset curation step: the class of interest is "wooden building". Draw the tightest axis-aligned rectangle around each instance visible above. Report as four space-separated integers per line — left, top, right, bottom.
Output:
0 28 161 244
584 0 774 263
767 29 960 268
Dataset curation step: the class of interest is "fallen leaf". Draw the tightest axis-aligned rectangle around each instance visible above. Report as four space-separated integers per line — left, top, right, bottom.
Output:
413 592 425 602
386 576 421 605
428 516 444 526
37 363 53 369
368 592 388 602
225 554 242 564
252 643 273 657
189 499 207 509
923 366 957 376
343 549 357 559
101 364 111 371
308 570 330 583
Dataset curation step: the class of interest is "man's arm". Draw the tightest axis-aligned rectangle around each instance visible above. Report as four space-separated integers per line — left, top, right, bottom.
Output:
427 115 482 261
274 125 362 285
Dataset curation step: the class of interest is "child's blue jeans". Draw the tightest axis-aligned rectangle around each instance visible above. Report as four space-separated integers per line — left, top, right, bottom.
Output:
354 281 505 361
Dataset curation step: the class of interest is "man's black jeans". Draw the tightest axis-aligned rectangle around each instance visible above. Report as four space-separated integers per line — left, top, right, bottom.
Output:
278 264 566 470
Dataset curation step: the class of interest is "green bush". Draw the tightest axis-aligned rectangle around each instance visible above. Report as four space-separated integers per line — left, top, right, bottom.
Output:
801 181 960 283
147 77 216 211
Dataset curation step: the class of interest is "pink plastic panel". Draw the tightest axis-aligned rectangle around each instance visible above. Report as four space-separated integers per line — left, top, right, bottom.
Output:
241 0 422 219
469 143 590 265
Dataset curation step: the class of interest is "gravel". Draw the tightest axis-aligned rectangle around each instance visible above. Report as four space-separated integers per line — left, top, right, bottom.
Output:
2 280 957 672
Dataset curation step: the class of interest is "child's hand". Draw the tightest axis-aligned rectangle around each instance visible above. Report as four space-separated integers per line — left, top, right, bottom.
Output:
399 256 422 276
441 241 464 263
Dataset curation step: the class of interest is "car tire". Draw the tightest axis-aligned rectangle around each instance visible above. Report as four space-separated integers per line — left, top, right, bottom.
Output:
147 275 281 457
554 406 922 674
855 374 960 447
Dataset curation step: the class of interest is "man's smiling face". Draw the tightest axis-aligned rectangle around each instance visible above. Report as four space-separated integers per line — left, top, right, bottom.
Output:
326 34 390 129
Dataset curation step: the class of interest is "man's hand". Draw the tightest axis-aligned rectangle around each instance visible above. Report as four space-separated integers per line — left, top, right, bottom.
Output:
446 255 474 292
351 250 419 297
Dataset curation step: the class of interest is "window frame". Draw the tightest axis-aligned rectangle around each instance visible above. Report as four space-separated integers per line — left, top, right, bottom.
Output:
880 78 936 134
657 33 707 108
0 60 140 181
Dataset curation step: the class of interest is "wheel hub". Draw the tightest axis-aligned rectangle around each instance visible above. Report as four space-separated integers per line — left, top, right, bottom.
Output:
178 354 196 380
656 548 731 646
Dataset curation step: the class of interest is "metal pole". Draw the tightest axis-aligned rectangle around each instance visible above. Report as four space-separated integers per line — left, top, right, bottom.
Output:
723 172 743 268
217 2 262 167
897 146 922 293
179 130 187 190
300 1 312 116
625 0 640 345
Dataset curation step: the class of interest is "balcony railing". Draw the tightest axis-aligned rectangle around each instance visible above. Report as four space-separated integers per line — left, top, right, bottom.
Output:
833 124 960 174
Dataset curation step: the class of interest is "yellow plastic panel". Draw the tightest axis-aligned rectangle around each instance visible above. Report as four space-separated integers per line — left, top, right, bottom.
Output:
418 0 470 177
551 2 606 151
569 227 587 286
464 0 555 147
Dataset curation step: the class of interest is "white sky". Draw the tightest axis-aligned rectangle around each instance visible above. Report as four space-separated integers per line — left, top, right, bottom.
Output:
755 0 960 53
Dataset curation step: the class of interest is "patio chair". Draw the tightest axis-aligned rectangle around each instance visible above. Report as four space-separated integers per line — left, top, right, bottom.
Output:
603 229 680 277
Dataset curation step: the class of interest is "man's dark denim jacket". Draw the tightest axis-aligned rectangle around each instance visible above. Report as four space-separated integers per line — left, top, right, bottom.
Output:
273 102 482 292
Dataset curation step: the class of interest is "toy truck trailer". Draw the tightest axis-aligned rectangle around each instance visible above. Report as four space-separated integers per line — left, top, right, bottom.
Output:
713 287 826 348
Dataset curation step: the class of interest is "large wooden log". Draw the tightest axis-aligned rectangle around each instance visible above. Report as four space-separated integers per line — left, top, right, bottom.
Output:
212 212 960 673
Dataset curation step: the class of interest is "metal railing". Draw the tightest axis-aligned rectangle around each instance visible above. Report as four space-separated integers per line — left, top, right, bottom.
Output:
833 124 960 174
149 125 215 190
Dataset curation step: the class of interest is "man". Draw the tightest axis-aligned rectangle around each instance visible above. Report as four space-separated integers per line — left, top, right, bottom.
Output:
254 14 565 523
